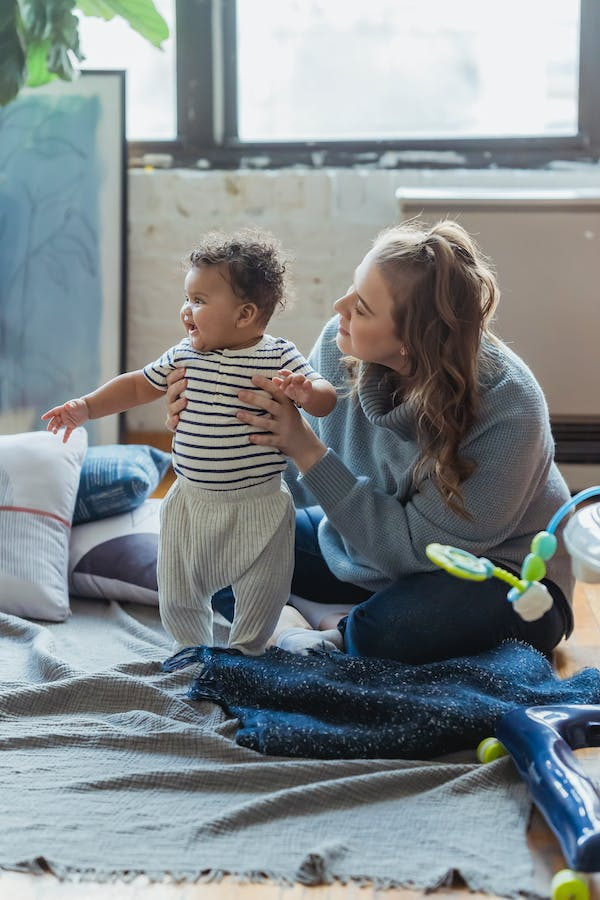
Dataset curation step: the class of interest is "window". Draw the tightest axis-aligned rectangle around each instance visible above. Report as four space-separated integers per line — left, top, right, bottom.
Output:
98 0 600 168
78 0 176 141
235 0 578 143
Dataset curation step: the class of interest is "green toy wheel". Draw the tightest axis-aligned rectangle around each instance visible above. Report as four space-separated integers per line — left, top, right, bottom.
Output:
551 869 589 900
476 737 508 764
426 543 494 581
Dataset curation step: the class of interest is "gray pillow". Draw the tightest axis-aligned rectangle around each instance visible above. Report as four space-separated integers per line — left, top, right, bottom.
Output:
69 499 161 605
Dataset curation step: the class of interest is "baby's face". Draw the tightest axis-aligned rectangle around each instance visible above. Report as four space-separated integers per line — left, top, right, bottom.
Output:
181 264 248 352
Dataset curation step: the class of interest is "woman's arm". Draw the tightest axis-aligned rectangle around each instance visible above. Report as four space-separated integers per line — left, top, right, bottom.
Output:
307 404 561 582
237 373 559 582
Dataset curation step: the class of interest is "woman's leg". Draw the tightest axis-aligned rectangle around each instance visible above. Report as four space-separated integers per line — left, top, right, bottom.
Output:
341 569 568 663
291 507 371 605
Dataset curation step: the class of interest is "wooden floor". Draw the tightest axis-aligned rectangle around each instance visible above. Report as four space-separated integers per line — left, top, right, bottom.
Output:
3 436 600 898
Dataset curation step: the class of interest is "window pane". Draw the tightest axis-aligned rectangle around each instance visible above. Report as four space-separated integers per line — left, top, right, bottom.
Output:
77 0 176 140
236 0 580 142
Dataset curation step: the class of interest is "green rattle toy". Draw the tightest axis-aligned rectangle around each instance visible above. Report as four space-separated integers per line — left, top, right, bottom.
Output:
425 540 555 621
426 486 600 621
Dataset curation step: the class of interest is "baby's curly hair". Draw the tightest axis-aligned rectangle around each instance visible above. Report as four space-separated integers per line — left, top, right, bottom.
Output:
188 228 292 324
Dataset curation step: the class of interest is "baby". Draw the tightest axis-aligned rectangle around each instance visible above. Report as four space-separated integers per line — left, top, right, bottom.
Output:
43 229 336 654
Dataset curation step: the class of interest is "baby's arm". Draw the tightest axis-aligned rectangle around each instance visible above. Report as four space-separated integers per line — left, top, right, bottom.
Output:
273 369 336 418
42 370 162 442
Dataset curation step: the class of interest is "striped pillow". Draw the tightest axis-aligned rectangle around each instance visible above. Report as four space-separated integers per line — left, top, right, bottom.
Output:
0 429 87 621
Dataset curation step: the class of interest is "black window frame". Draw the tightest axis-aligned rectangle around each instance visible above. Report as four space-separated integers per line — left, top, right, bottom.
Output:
129 0 600 170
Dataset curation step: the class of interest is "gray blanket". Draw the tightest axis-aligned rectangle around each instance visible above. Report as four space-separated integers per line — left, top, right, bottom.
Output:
0 599 552 896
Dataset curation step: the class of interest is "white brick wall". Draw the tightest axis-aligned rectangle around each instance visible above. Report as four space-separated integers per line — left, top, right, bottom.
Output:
126 168 399 429
125 164 600 430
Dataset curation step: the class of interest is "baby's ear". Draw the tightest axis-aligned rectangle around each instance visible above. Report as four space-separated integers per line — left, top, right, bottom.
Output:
237 302 260 326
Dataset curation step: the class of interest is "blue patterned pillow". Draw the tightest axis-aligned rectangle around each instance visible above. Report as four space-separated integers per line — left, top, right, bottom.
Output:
73 444 171 525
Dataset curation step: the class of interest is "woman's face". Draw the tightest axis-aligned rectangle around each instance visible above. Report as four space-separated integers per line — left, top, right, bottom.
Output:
333 250 410 373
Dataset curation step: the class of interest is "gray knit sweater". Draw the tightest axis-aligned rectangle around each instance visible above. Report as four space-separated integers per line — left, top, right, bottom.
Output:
285 316 574 610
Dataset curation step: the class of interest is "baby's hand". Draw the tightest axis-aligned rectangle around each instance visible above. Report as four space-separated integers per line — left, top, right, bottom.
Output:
41 398 89 443
272 369 314 408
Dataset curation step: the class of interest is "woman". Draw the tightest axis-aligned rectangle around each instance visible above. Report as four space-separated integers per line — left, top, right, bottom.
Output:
164 219 573 664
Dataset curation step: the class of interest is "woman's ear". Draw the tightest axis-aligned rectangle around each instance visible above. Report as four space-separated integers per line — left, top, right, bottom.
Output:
236 303 260 328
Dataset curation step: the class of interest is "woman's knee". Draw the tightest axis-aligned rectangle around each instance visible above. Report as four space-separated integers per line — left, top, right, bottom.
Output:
341 571 524 664
343 601 417 661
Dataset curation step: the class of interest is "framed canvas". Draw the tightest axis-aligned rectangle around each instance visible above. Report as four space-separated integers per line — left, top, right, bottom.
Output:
0 70 126 444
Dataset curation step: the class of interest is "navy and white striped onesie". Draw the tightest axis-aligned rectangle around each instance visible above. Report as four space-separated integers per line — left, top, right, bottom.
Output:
143 334 320 655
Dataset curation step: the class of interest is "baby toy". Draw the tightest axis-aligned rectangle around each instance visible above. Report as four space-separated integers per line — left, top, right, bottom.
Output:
428 486 600 900
426 485 600 621
497 704 600 900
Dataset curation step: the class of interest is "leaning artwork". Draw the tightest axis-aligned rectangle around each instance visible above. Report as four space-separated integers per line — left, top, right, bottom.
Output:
0 71 125 444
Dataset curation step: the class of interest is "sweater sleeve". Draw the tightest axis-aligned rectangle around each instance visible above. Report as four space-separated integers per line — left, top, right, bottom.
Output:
298 374 556 581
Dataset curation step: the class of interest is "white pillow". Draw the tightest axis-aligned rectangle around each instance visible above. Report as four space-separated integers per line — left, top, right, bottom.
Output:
69 499 161 606
0 429 88 621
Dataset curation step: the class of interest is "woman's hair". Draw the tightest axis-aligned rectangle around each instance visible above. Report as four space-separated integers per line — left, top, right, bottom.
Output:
188 228 292 323
349 218 501 517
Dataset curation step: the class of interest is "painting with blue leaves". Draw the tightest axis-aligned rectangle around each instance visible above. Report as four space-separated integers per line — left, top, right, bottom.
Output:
0 71 125 444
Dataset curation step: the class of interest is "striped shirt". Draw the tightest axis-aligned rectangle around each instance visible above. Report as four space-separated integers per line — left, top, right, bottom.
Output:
143 334 319 490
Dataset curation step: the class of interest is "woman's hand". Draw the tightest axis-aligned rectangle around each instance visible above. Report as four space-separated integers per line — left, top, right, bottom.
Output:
237 375 327 473
165 368 187 432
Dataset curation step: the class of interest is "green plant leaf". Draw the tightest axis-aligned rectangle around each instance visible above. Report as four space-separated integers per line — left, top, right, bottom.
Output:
17 0 48 41
0 17 26 105
47 42 77 78
75 0 118 19
5 0 167 104
75 0 168 48
25 37 56 85
46 2 83 62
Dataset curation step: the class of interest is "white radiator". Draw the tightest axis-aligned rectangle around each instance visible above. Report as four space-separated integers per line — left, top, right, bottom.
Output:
395 188 600 490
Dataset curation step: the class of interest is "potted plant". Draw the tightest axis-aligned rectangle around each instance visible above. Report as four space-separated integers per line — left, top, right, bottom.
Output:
0 0 169 106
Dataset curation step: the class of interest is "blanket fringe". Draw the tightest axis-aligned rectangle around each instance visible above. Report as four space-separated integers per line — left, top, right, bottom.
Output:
296 841 349 885
1 860 549 897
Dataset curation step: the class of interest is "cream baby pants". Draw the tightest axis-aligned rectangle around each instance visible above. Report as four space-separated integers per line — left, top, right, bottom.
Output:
157 474 294 655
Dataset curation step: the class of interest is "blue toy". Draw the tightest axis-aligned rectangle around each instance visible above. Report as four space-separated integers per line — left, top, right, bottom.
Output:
427 487 600 900
497 704 600 896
